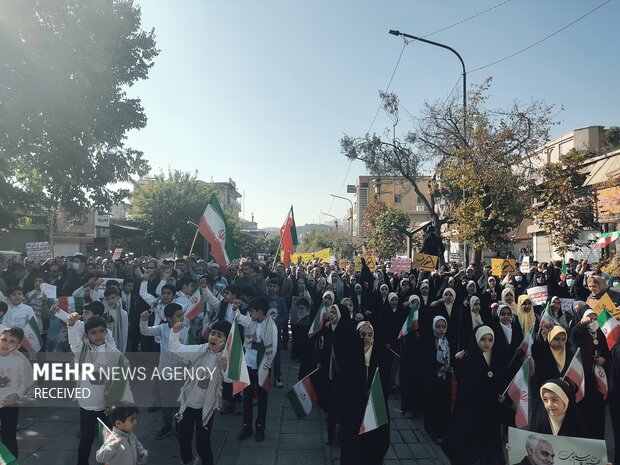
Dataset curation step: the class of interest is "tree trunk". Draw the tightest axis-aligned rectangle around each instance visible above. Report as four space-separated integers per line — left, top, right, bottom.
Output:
472 248 483 272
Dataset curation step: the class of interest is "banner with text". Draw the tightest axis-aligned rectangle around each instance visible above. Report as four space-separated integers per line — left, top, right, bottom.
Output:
412 252 438 272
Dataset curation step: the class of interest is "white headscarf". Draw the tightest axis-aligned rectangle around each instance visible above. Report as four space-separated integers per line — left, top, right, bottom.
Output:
432 315 450 378
469 296 483 328
497 304 513 344
583 309 600 334
388 292 399 311
443 288 456 316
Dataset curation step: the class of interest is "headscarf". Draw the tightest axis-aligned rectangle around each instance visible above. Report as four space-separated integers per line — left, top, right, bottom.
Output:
328 304 341 330
583 309 600 334
497 304 513 344
587 275 608 296
550 296 563 318
322 291 335 306
432 315 450 378
475 325 494 365
540 380 570 435
357 321 374 367
388 292 399 310
517 294 535 334
469 296 484 328
547 326 567 372
420 280 430 304
408 294 421 311
443 288 456 316
466 280 477 295
501 288 517 313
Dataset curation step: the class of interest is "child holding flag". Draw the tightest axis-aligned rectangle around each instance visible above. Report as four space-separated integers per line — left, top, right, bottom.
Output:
96 403 148 465
0 327 34 459
2 287 37 334
169 319 230 465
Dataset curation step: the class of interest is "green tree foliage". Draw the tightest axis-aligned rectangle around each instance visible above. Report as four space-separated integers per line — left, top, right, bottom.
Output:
130 170 241 254
300 229 349 258
361 195 387 239
604 127 620 150
0 0 158 228
530 149 597 256
367 206 409 259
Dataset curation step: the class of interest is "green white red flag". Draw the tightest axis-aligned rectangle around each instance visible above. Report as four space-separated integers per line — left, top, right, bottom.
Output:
226 320 250 396
359 367 388 434
539 302 559 332
279 206 298 267
398 301 419 339
56 296 85 314
257 340 271 391
506 357 530 429
287 373 317 419
594 364 608 399
185 285 203 320
105 355 134 407
21 317 42 353
594 231 620 249
564 348 585 403
0 441 18 465
308 304 327 338
198 194 239 273
597 309 620 350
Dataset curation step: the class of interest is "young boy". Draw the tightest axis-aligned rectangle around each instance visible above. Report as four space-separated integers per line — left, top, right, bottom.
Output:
139 303 188 440
68 315 131 465
103 287 129 352
170 319 230 465
96 403 148 465
51 300 116 347
0 327 34 458
266 279 287 388
24 275 50 338
234 297 277 442
2 286 36 331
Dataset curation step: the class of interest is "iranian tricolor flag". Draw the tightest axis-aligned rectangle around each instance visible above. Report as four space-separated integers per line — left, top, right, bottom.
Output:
97 418 113 465
594 231 620 249
56 296 85 314
0 441 17 465
257 340 271 391
564 348 585 403
226 320 250 396
506 357 530 429
398 301 419 339
594 364 608 399
287 374 317 419
105 355 134 407
539 302 559 332
185 286 202 321
21 317 42 353
597 309 620 350
279 206 298 267
308 305 327 338
198 194 239 273
518 323 536 358
359 367 388 435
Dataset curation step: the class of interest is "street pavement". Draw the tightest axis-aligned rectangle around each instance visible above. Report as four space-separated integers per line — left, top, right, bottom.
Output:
15 353 450 465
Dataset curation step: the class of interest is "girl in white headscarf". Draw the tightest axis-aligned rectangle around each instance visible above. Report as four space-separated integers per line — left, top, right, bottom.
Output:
399 295 424 417
421 315 452 443
430 287 461 351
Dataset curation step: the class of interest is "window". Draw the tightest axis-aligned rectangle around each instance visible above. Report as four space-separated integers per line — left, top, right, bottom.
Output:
394 194 401 204
416 205 426 212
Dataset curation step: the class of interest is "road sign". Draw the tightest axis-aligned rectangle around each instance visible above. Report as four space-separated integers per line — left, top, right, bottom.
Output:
346 185 356 193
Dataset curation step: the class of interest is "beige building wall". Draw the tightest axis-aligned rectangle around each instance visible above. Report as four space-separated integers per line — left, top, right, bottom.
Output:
353 175 433 238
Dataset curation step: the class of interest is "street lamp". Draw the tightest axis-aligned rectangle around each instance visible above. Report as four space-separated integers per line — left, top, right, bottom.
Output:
388 29 468 266
321 211 338 233
330 194 354 242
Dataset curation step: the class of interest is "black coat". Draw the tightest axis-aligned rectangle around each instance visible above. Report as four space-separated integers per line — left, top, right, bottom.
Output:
429 300 462 351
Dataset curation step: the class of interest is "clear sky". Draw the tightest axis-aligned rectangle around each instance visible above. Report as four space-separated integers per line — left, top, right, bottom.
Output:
126 0 619 228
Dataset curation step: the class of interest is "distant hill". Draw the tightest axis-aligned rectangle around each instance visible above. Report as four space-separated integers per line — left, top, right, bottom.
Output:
261 223 331 236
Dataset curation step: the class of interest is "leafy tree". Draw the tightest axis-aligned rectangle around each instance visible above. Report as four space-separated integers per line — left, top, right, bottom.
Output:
0 0 158 228
530 149 597 256
604 127 620 150
361 195 387 239
130 170 241 255
367 206 409 259
300 229 350 258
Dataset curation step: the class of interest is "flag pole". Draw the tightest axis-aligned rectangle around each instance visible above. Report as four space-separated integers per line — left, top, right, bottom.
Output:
273 236 283 271
97 417 125 450
501 356 529 397
188 227 200 258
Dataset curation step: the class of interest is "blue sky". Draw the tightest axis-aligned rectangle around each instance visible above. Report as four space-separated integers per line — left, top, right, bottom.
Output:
127 0 619 228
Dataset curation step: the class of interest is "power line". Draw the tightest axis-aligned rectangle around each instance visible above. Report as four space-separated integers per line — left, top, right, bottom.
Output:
469 0 610 73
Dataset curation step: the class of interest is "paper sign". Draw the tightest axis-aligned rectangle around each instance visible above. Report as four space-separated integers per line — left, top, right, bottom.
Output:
519 256 530 274
338 259 347 270
491 258 517 276
40 283 57 300
558 298 575 314
391 257 411 273
284 248 332 265
26 241 51 260
97 278 124 291
587 292 620 319
508 427 607 465
526 286 548 306
354 255 378 272
290 296 310 325
412 252 438 272
112 248 123 260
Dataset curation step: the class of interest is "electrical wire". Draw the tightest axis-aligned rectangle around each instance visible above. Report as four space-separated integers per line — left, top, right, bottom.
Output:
468 0 610 73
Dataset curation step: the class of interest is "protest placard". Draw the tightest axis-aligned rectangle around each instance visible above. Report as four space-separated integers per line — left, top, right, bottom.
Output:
112 248 123 260
526 286 549 306
338 259 347 270
391 257 411 273
26 241 51 260
40 283 57 300
558 298 575 314
519 256 530 274
507 427 606 465
412 252 438 272
491 258 517 276
354 255 378 272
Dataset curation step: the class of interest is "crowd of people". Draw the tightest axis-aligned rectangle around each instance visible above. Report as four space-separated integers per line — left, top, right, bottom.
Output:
0 247 619 465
